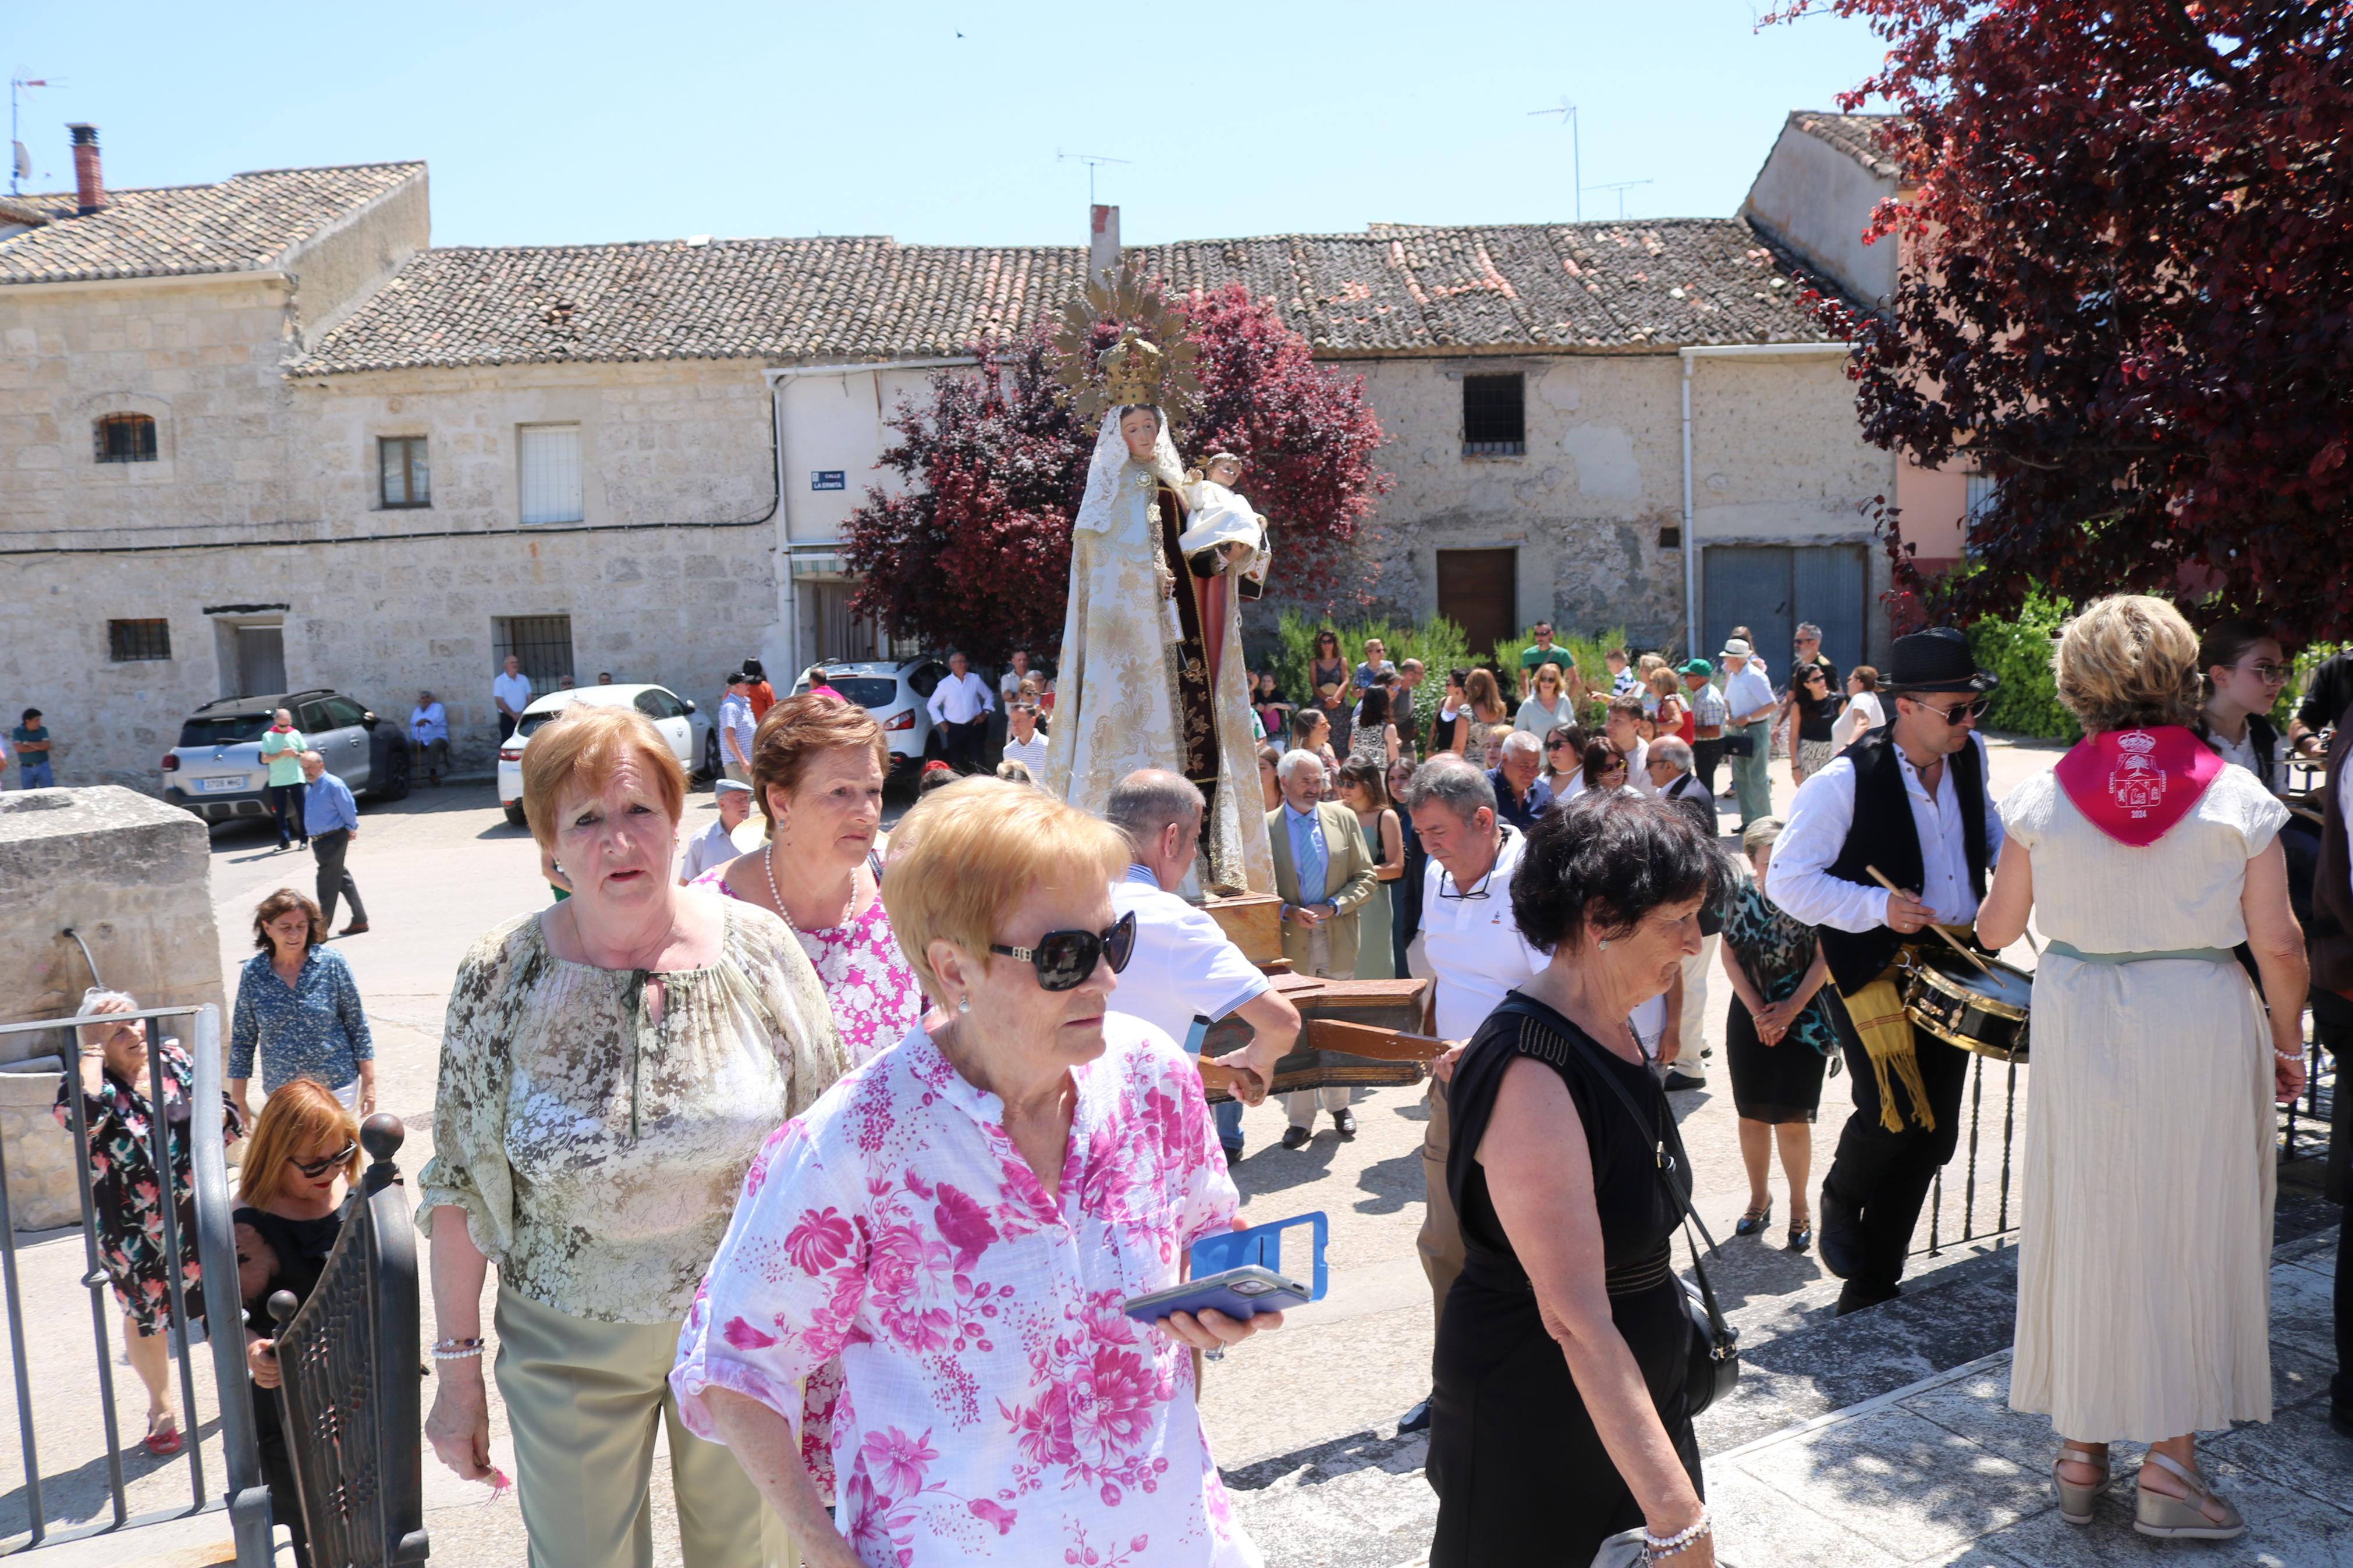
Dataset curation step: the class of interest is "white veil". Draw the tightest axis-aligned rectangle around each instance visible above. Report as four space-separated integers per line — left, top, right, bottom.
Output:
1072 405 1188 536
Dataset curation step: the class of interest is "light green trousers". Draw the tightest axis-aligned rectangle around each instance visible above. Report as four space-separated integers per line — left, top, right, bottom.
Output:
495 1286 795 1568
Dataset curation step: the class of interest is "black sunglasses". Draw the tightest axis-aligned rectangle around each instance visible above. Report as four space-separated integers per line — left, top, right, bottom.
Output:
290 1140 357 1179
989 911 1137 993
1910 694 1992 725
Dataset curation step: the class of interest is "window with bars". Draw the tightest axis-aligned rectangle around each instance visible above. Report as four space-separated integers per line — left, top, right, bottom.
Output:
517 424 584 524
1461 374 1525 456
94 413 158 464
493 614 576 689
107 618 172 662
379 435 430 509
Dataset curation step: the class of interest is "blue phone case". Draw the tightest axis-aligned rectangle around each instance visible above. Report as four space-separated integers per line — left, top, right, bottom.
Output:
1121 1213 1329 1324
1123 1266 1311 1323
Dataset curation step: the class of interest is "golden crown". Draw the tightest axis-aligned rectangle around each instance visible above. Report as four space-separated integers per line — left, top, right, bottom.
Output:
1099 330 1166 407
1048 257 1200 425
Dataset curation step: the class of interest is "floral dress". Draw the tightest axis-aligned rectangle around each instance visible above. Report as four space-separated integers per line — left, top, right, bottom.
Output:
692 861 925 1068
1717 873 1839 1123
55 1039 245 1332
672 1015 1258 1567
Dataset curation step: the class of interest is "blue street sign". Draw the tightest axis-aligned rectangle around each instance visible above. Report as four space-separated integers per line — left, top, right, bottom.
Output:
810 471 847 491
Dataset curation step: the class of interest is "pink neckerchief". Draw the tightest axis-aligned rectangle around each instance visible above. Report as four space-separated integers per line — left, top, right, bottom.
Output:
2052 725 2222 846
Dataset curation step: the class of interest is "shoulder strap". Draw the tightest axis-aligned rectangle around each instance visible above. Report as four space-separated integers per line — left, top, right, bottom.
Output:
1486 995 1734 1339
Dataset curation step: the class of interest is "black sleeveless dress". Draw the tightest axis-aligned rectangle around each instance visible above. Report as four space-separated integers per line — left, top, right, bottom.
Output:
1428 994 1702 1567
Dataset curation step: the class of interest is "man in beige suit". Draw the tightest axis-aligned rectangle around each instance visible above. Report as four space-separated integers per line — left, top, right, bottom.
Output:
1268 749 1378 1147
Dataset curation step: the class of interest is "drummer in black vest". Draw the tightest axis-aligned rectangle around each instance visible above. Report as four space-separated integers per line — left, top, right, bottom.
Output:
1764 628 2005 1315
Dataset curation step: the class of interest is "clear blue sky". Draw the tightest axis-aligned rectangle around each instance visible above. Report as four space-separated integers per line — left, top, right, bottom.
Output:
8 1 1891 250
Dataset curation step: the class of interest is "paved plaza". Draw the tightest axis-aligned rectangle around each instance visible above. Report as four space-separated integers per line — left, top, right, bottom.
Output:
2 738 2347 1565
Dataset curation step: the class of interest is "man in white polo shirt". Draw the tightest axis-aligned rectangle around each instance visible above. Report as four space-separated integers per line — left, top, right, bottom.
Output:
1106 769 1300 1165
1393 756 1549 1432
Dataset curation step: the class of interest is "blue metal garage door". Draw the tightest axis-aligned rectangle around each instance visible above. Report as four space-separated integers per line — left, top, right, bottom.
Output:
1702 545 1867 678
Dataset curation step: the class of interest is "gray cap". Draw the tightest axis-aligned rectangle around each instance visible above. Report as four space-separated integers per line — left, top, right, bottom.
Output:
714 777 754 795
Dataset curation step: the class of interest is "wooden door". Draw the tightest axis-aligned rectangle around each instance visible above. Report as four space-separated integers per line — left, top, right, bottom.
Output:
1436 548 1518 662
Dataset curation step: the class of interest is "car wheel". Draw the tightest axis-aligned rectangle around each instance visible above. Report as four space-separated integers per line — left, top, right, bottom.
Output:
701 730 720 784
374 744 412 802
505 802 528 830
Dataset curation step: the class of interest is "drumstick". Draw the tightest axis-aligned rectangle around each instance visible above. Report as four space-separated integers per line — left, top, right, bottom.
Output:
1863 864 1996 977
2288 804 2326 826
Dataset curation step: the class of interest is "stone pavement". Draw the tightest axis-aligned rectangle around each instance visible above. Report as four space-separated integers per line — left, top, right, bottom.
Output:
1218 1234 2350 1568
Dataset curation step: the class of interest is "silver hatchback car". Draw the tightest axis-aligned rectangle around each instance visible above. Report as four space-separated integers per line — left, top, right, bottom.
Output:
162 689 411 824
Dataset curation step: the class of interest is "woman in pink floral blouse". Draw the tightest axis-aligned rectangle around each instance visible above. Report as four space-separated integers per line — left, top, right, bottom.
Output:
673 778 1283 1567
693 694 924 1065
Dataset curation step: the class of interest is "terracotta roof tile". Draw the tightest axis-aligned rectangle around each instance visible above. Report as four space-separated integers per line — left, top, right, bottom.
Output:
0 162 423 284
1786 110 1904 180
294 217 1842 374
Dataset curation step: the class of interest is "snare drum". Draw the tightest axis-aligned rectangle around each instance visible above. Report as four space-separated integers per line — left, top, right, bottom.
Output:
1900 950 2032 1063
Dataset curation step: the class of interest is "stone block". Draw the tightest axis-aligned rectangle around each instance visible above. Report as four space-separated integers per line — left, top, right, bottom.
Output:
0 787 223 1067
0 1065 81 1231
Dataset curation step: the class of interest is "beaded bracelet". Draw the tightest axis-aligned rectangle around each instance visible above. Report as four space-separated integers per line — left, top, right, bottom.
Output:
2274 1047 2304 1064
1643 1508 1711 1559
430 1337 485 1362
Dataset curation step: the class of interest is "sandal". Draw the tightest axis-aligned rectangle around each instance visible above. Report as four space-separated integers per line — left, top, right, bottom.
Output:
2134 1450 2243 1541
2052 1442 2107 1525
143 1413 182 1457
1733 1201 1772 1238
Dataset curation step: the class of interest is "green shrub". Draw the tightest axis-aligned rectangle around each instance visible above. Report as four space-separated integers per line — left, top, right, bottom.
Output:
1968 593 2078 741
1265 610 1475 706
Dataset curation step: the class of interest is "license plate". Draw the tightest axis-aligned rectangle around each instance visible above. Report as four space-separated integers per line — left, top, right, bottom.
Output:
196 776 249 793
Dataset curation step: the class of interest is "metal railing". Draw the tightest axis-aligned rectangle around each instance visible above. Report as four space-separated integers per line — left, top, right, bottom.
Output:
0 1004 272 1563
265 1114 429 1566
2279 1027 2338 1167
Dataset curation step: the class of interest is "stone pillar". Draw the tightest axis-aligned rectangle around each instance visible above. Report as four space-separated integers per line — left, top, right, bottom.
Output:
0 787 222 1231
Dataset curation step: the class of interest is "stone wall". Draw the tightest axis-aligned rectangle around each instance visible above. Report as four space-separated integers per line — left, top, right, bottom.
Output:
0 786 223 1229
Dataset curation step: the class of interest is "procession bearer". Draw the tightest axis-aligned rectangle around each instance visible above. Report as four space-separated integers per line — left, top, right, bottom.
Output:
1766 628 2006 1315
1105 769 1301 1165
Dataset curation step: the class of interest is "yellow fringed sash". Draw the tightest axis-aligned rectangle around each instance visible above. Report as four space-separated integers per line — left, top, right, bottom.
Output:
1837 926 1979 1136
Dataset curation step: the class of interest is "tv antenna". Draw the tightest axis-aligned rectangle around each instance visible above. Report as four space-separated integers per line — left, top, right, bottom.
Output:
1583 179 1653 219
10 73 57 195
1527 97 1581 222
1056 149 1131 207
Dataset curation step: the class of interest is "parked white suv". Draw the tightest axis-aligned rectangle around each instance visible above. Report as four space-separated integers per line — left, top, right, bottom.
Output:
794 658 948 773
497 684 711 828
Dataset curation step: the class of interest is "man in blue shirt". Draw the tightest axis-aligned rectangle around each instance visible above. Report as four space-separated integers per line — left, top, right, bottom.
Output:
1485 730 1553 830
10 707 53 788
299 751 369 935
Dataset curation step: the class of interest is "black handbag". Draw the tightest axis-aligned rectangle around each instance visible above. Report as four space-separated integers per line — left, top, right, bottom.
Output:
1721 730 1756 758
1494 998 1741 1418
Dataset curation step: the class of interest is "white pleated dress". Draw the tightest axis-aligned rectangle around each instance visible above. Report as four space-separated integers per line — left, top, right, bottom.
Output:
2004 764 2285 1441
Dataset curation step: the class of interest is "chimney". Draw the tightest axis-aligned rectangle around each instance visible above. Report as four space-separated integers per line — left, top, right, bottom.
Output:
68 124 105 215
1088 203 1120 283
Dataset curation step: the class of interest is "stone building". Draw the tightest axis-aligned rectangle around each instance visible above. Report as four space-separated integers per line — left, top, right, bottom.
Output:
2 115 1898 791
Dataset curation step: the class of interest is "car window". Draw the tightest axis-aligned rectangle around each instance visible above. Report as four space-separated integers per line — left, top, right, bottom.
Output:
825 677 900 709
636 689 686 720
179 714 270 748
906 663 946 699
324 696 369 728
296 701 333 733
517 711 561 738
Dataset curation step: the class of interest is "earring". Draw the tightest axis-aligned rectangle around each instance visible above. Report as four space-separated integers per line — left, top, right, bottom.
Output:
956 994 971 1015
1597 938 1610 951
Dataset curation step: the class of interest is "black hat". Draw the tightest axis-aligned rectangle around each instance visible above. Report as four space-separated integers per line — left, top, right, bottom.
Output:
1886 628 1998 694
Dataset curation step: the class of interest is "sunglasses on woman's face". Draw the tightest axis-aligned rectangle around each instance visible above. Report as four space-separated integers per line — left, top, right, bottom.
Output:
2242 660 2290 684
989 910 1137 993
289 1140 357 1179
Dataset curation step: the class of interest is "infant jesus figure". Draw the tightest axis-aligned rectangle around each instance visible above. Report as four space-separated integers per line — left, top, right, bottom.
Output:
1179 452 1272 689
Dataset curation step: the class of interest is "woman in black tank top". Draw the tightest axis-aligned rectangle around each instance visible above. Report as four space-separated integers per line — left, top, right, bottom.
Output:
1428 794 1726 1567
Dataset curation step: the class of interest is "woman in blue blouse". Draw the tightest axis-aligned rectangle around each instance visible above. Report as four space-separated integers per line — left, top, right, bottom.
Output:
229 888 375 1123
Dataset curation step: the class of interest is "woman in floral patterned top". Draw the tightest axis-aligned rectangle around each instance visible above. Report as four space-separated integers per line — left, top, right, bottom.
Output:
55 989 244 1457
419 705 847 1568
674 778 1283 1567
694 692 925 1065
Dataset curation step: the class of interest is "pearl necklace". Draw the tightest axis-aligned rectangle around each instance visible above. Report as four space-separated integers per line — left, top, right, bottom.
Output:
764 841 856 934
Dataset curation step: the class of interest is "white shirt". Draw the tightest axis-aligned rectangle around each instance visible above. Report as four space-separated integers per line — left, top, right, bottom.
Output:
1830 690 1886 751
492 671 533 716
409 702 448 744
998 667 1031 702
927 670 996 726
1420 824 1549 1040
1108 867 1271 1053
718 693 755 763
1722 662 1775 724
1001 732 1049 773
1766 732 2006 932
1616 735 1658 798
2209 722 2285 792
679 817 740 883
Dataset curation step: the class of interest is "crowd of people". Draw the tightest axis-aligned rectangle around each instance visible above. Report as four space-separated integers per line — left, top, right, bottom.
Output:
51 598 2352 1567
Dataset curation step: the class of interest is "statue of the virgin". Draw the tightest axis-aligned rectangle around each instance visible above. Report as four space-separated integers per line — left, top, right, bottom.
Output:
1041 329 1275 895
